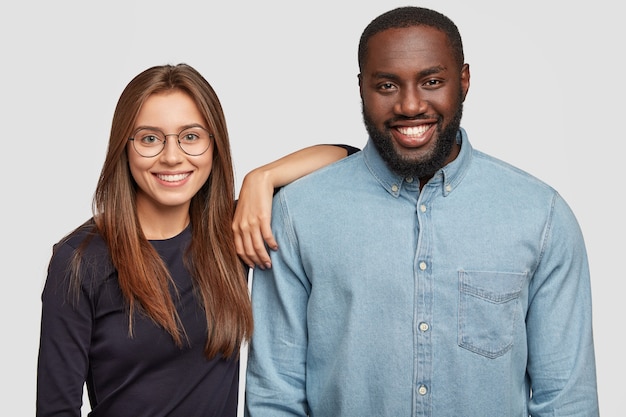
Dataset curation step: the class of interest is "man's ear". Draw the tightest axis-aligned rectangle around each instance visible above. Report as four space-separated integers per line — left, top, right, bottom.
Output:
460 64 470 102
358 73 363 99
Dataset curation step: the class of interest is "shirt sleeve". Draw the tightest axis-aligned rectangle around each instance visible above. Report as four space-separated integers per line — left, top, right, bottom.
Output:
526 193 599 416
245 190 311 417
331 144 360 156
37 241 93 417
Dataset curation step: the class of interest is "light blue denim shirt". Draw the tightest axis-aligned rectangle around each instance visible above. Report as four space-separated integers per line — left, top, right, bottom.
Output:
245 129 599 417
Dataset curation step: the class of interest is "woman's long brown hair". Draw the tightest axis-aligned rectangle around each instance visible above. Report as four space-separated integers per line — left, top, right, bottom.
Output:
71 64 252 358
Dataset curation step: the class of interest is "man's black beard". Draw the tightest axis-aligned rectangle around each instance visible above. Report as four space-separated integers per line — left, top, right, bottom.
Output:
363 103 463 179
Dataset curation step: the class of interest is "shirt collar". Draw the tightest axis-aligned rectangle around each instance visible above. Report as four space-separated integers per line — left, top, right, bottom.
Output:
363 127 472 197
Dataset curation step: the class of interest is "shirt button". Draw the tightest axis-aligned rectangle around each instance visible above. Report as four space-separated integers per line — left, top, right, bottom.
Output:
391 184 399 192
419 261 427 271
419 204 427 213
405 177 414 183
418 385 428 395
445 184 452 192
419 322 429 332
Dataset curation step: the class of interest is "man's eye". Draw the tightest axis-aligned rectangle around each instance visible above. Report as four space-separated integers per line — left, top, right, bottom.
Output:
423 79 442 87
377 82 398 92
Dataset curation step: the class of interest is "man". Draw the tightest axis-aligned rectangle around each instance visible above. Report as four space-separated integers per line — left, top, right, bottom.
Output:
244 6 599 416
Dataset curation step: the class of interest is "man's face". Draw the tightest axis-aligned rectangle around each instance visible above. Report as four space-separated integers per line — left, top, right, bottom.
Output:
359 26 470 180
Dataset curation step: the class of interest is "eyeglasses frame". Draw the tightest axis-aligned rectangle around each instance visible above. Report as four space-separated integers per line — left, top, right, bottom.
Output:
128 125 214 157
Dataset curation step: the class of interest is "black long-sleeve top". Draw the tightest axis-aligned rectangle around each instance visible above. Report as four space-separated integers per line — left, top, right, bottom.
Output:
37 225 238 417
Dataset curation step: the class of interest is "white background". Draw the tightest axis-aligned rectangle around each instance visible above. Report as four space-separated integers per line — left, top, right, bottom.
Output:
2 1 622 415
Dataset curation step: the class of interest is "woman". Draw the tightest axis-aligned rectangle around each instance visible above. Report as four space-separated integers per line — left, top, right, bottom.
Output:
36 63 356 416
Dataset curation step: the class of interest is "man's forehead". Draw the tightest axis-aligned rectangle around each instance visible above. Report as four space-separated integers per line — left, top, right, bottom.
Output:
363 26 453 71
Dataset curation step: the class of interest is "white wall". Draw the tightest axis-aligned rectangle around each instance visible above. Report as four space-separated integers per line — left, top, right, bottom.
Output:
2 1 621 415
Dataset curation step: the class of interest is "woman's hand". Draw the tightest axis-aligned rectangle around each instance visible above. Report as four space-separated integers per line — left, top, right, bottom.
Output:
233 169 277 269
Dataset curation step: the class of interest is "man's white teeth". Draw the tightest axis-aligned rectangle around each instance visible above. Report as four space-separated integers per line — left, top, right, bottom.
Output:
398 125 429 136
157 173 190 182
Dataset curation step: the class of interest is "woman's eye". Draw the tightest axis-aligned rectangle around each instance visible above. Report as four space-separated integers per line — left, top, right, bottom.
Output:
182 133 199 142
142 135 160 144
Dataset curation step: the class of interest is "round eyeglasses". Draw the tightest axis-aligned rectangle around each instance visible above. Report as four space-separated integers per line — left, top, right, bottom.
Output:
128 125 213 157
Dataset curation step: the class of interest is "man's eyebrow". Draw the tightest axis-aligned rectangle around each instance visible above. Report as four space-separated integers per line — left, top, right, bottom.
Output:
372 71 400 81
418 65 447 77
371 65 448 81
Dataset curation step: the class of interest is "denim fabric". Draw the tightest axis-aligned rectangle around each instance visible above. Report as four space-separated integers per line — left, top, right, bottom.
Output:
245 129 599 417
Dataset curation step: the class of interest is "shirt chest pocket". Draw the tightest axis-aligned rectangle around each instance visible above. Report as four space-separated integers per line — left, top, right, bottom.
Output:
457 270 527 359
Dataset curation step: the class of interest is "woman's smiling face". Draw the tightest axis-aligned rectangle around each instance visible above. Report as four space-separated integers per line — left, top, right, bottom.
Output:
127 89 214 218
